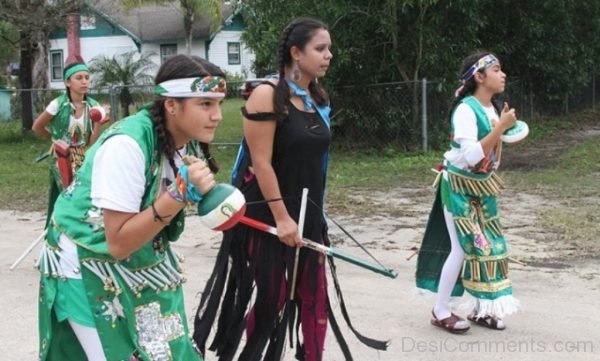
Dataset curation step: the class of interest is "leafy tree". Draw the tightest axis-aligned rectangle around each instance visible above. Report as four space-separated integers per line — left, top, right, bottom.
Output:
239 0 483 147
476 0 600 112
0 21 19 85
0 0 83 131
122 0 222 55
89 50 156 116
241 0 600 148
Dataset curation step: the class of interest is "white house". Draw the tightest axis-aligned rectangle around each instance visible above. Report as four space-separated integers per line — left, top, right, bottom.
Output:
47 0 255 89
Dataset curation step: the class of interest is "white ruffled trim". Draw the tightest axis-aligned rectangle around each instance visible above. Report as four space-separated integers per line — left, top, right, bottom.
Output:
415 287 521 319
456 294 522 318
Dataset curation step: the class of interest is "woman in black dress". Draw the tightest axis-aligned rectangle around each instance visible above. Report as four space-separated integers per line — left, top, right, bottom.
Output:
194 17 387 361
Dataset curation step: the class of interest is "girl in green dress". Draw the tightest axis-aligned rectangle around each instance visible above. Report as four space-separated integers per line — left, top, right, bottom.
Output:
416 51 521 334
37 54 226 360
32 60 108 227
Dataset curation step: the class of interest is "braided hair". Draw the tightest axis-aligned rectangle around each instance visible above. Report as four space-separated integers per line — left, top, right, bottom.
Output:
151 54 224 175
449 51 502 123
274 17 330 115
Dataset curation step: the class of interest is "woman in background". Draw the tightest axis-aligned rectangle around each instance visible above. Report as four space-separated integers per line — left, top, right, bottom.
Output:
33 59 108 226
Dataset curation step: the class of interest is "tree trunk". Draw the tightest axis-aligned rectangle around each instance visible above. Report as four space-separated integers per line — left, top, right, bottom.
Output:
32 39 49 89
184 11 194 55
412 80 419 137
19 32 34 132
120 87 131 117
32 35 50 119
411 5 427 133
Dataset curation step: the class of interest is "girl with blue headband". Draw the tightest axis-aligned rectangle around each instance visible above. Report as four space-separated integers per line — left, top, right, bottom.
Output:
416 51 521 334
37 54 226 360
33 60 109 227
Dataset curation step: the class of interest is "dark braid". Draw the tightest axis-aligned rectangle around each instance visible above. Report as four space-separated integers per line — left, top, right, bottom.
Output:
273 17 330 115
448 51 500 123
152 54 225 175
274 22 295 115
150 99 179 175
448 78 478 123
200 142 219 173
65 87 89 114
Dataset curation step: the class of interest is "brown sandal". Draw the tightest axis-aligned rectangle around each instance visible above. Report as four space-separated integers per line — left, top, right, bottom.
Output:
430 310 470 334
467 314 506 330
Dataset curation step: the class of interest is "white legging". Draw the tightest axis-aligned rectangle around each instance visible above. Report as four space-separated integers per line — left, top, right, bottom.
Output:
433 206 466 319
68 319 107 361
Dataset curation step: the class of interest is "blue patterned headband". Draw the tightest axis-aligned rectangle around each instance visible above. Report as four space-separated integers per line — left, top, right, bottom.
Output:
460 54 498 84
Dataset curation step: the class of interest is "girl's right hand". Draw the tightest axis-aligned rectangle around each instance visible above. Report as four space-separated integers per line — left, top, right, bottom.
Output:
186 157 216 196
499 102 517 131
275 215 303 248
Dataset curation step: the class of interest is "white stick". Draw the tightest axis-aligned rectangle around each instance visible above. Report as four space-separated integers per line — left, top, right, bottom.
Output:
82 261 108 283
290 188 309 301
10 229 48 270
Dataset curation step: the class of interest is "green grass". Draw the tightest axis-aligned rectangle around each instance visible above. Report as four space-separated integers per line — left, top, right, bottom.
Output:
0 123 50 211
504 135 600 243
2 106 599 251
215 97 244 143
524 108 599 142
0 99 245 211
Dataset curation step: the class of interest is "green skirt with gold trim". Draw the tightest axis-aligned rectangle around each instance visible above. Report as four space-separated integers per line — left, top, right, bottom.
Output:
416 165 520 317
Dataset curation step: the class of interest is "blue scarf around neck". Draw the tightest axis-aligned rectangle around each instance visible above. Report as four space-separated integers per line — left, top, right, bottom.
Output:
285 79 331 128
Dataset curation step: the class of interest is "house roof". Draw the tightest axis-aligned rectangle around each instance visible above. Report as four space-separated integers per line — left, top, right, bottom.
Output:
87 0 235 43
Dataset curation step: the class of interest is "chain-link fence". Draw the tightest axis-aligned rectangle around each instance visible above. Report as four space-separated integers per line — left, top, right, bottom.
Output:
105 82 245 121
330 75 599 151
331 81 422 151
1 77 597 150
1 81 245 132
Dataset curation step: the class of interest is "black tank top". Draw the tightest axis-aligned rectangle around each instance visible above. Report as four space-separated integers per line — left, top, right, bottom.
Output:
237 90 331 241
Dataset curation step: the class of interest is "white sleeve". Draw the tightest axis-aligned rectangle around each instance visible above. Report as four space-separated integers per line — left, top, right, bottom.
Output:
452 103 485 167
45 99 59 115
91 135 146 213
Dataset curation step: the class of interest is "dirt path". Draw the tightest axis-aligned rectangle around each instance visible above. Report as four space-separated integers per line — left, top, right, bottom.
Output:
2 182 599 360
501 120 600 171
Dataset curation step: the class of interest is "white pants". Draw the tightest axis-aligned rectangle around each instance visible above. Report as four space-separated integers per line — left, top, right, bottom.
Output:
433 206 466 319
68 319 107 361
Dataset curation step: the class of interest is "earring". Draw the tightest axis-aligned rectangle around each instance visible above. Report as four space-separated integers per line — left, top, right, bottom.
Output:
291 61 302 83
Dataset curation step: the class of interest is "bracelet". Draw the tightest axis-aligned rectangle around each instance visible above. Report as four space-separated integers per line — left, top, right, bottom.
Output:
167 165 203 205
167 183 186 203
151 201 171 225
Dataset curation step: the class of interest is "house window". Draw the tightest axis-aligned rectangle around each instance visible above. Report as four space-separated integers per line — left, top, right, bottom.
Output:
50 50 64 82
80 15 96 30
227 42 241 65
160 44 177 64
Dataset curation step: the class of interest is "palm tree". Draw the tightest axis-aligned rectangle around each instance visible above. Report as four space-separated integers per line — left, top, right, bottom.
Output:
89 50 156 116
122 0 222 55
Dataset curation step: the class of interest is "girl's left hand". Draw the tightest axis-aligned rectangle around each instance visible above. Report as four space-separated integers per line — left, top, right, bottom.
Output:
498 102 517 131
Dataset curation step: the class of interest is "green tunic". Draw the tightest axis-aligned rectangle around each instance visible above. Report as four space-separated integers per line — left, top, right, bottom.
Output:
45 94 100 227
416 96 518 316
38 107 203 361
